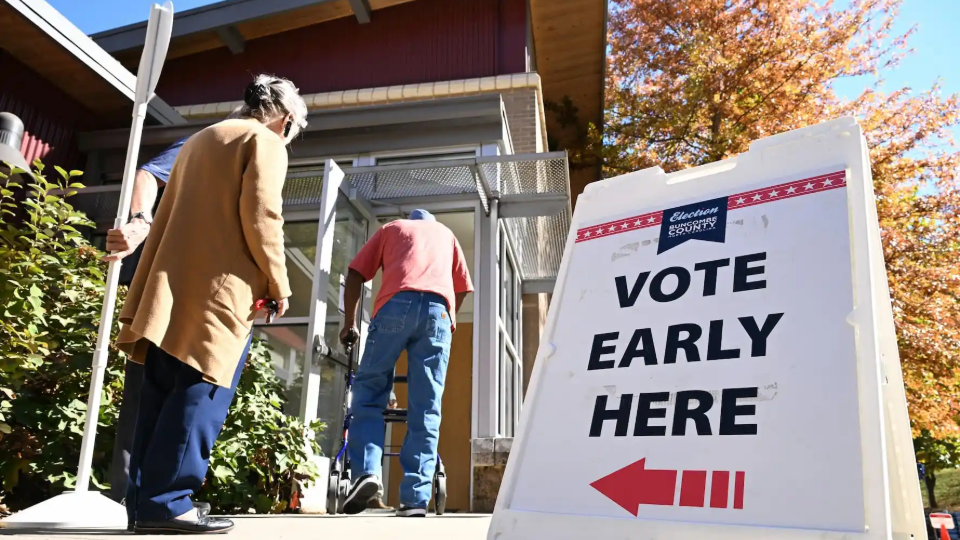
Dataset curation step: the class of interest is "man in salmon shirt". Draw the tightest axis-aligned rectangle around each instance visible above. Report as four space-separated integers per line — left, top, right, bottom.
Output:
338 209 473 517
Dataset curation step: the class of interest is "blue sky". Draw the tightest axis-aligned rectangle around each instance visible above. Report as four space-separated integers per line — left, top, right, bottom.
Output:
49 0 219 34
52 0 959 102
830 0 960 102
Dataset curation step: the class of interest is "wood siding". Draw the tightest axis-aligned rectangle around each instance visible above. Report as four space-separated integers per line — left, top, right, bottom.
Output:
0 50 102 169
153 0 528 107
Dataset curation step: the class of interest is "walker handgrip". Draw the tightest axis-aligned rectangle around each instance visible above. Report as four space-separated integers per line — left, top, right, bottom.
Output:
342 327 360 346
312 335 351 365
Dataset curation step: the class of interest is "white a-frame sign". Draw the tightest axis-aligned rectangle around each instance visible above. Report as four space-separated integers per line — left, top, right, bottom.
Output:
489 117 924 540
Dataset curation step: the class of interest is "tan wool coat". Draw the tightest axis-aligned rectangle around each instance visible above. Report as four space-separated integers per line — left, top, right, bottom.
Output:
117 119 292 387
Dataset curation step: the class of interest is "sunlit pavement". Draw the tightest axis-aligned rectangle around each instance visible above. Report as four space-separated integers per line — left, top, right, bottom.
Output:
2 513 492 539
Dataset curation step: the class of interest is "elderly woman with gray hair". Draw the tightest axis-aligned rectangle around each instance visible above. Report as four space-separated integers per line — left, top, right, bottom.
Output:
116 75 308 535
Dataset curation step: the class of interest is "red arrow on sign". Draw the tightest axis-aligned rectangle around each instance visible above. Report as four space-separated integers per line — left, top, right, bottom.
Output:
591 459 746 516
589 458 678 516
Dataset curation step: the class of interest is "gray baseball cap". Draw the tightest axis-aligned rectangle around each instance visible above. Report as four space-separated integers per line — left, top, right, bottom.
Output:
408 208 435 221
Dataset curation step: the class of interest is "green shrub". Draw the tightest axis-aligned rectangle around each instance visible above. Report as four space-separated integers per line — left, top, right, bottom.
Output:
201 339 325 514
0 162 325 515
0 163 124 512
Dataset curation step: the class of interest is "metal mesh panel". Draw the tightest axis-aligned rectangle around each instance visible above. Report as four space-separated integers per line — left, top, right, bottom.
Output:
64 174 328 224
66 190 121 225
493 154 570 280
480 156 568 196
347 166 473 199
282 175 324 207
503 208 571 280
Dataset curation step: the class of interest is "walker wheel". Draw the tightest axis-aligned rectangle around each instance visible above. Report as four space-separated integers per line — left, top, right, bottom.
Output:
433 472 447 515
337 478 350 513
326 471 340 515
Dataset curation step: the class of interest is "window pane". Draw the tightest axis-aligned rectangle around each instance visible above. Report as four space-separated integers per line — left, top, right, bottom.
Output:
315 353 348 457
503 252 515 340
498 333 505 436
277 195 366 323
513 348 522 426
253 325 308 417
499 268 506 322
329 195 366 311
318 321 352 457
253 323 350 456
281 221 319 318
498 332 516 437
505 347 515 437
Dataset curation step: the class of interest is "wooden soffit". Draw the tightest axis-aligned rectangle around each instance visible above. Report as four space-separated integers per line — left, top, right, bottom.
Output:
529 0 606 201
103 0 420 68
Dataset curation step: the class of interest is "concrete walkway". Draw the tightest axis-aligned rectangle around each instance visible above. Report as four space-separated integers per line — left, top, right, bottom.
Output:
1 514 492 539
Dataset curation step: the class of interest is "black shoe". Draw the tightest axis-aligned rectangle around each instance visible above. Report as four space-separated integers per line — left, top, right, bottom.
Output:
134 516 235 535
342 475 381 515
194 502 212 518
126 503 210 531
396 505 427 517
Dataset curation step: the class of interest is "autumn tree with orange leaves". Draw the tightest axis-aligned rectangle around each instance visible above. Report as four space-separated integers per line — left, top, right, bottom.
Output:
591 0 960 482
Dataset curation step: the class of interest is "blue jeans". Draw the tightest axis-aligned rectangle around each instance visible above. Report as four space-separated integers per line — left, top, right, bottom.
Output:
126 335 251 523
348 291 452 508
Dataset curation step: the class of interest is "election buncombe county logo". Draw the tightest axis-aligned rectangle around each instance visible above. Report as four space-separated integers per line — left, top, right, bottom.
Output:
574 171 847 254
657 196 728 254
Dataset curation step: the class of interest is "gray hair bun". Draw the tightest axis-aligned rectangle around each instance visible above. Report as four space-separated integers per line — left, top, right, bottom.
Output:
230 74 309 141
244 81 269 108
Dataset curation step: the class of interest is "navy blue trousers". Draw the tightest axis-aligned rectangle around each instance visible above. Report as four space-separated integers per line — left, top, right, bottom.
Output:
125 335 251 523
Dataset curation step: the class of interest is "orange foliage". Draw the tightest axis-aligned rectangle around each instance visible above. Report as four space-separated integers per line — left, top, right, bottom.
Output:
601 0 960 436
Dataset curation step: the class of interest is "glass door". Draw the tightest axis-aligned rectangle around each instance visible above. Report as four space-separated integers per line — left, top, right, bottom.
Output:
312 195 367 454
251 160 370 456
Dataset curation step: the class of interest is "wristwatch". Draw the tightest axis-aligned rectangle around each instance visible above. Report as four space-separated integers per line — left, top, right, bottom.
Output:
129 212 152 225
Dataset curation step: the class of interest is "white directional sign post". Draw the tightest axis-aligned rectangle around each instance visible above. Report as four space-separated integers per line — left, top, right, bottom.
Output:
489 117 924 540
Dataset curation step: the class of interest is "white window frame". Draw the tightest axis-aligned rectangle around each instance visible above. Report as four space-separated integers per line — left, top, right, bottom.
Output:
366 144 482 163
496 222 523 437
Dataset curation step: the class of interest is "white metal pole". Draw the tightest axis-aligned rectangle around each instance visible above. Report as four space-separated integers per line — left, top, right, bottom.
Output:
74 0 174 492
75 101 149 492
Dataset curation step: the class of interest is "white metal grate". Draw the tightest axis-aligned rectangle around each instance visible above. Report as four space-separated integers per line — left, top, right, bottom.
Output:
282 175 324 207
348 165 483 203
479 154 569 196
503 210 571 281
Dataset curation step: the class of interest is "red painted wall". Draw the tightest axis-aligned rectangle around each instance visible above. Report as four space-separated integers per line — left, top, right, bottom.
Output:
0 50 101 169
155 0 528 106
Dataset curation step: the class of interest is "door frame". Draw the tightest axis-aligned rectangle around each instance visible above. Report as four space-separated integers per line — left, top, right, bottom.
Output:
368 198 484 506
298 160 347 421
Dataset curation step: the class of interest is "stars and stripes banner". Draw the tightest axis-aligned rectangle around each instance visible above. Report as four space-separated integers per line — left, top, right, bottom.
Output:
575 170 847 244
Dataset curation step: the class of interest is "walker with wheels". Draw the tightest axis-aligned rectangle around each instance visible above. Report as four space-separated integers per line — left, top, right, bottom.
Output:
319 333 447 515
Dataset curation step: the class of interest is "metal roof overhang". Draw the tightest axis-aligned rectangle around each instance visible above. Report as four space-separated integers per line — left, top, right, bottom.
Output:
78 94 508 158
92 0 342 54
1 0 185 125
